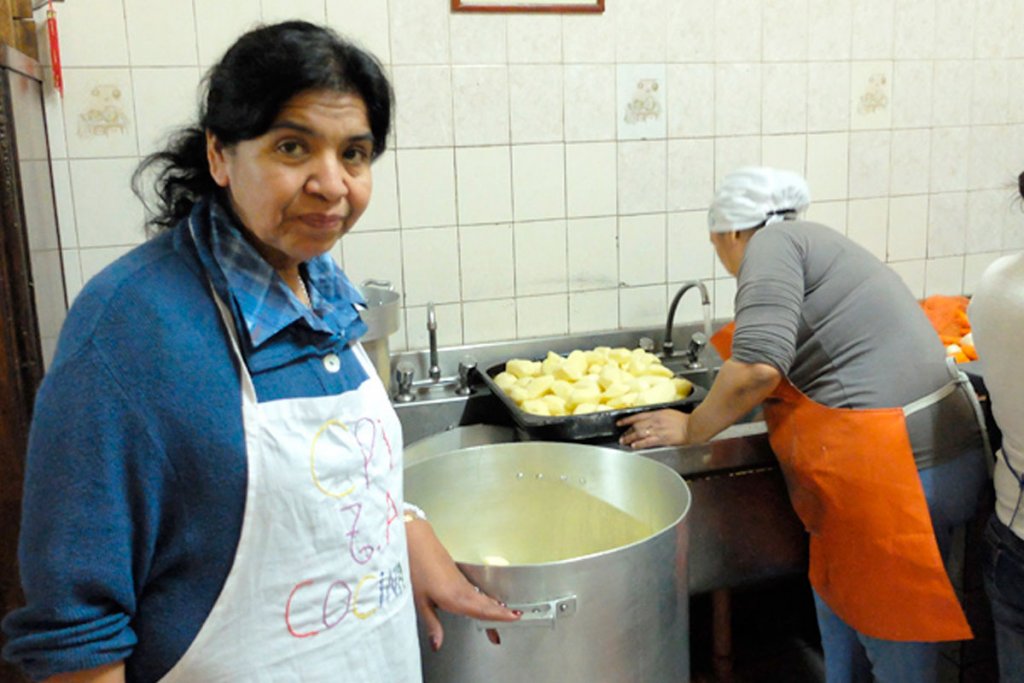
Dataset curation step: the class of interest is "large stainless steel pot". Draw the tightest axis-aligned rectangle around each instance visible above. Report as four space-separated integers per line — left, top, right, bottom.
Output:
405 442 692 683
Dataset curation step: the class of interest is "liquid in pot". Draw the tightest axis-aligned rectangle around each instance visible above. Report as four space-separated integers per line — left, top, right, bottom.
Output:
431 477 655 565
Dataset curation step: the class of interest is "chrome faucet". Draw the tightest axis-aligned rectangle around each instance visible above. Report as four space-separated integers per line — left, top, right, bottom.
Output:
663 280 712 365
394 361 416 403
427 302 441 382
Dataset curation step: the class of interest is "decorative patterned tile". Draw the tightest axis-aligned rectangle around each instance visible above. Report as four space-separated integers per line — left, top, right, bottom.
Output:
617 64 667 141
850 61 893 130
63 69 138 158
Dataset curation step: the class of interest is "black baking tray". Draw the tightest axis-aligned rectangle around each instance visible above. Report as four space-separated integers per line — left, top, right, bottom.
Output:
477 358 708 442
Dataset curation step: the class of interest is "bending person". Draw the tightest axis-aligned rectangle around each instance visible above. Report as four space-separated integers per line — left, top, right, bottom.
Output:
620 166 989 682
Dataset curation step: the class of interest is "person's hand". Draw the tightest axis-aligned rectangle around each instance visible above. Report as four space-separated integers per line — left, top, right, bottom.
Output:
617 409 689 448
406 519 520 652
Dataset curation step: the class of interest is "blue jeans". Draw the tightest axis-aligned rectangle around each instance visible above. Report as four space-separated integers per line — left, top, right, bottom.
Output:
982 513 1024 683
813 448 989 683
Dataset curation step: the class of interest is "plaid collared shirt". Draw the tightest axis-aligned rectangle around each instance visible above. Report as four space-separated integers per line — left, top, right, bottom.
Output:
206 201 367 350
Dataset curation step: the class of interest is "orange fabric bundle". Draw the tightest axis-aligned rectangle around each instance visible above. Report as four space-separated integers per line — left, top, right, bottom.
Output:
918 295 977 362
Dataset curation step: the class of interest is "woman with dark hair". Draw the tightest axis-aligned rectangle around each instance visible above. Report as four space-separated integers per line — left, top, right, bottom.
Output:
1 21 517 682
968 171 1024 682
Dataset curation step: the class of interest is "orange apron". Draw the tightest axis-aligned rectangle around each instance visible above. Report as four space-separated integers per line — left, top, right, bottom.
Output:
711 323 972 642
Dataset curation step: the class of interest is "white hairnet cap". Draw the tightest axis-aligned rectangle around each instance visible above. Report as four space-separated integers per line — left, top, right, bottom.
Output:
707 167 811 233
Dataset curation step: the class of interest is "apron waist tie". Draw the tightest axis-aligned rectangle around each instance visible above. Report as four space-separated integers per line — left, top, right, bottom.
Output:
903 357 994 477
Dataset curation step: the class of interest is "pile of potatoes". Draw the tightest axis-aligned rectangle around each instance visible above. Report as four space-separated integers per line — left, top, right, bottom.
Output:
493 346 693 417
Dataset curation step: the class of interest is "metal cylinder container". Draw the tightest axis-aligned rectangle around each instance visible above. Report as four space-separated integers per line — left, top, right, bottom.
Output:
404 441 692 683
358 279 400 388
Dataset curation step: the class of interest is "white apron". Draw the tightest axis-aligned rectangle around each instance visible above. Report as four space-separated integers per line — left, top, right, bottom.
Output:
158 284 421 682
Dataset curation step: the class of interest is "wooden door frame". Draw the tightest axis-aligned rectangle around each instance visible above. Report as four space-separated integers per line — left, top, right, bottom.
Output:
0 55 43 683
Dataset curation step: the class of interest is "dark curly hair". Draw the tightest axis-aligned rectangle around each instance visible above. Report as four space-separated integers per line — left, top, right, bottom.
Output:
133 21 393 231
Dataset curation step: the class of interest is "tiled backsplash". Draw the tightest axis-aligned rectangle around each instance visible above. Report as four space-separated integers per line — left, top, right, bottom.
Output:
35 0 1024 353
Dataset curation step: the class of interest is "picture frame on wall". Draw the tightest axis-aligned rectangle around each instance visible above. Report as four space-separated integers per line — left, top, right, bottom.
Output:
452 0 604 13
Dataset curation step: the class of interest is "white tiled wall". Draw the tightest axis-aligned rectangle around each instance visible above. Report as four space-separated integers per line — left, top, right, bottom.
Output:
36 0 1024 351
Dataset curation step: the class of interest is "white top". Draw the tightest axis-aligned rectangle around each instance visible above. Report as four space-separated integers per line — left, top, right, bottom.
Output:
968 252 1024 540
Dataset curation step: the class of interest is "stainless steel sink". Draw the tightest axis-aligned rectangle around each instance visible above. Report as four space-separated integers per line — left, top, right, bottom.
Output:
393 385 507 447
668 364 717 390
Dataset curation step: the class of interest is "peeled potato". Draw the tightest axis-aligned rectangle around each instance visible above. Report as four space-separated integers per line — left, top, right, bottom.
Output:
572 402 600 415
673 377 694 397
543 395 568 416
607 392 638 409
551 379 574 400
525 374 555 399
521 398 551 415
569 385 602 408
637 381 676 407
608 347 632 364
541 351 564 376
602 382 631 400
507 385 529 405
493 371 518 391
506 359 542 378
557 352 588 381
627 357 650 376
598 364 623 389
646 363 674 378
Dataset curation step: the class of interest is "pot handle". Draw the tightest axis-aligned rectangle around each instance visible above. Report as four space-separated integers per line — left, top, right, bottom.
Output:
361 278 394 291
475 595 577 630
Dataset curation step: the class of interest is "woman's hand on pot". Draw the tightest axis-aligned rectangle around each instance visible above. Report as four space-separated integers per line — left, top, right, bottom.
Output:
406 518 520 651
617 409 689 449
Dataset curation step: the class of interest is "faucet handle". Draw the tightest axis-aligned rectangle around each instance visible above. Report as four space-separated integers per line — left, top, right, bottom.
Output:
686 332 708 368
456 355 477 396
394 361 416 403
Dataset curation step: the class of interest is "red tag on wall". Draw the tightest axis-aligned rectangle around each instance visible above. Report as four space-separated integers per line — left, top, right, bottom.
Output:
47 0 63 96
